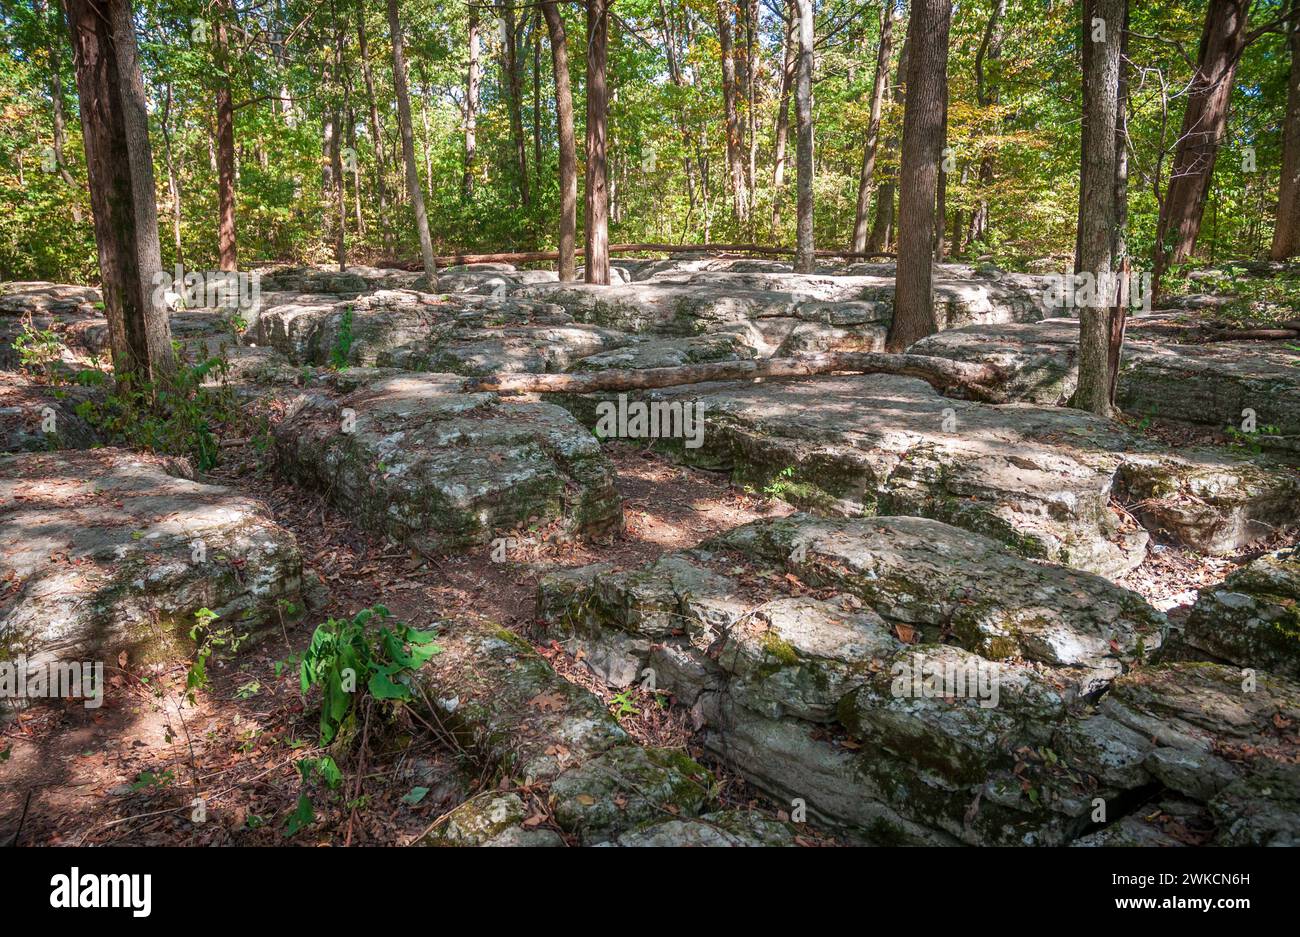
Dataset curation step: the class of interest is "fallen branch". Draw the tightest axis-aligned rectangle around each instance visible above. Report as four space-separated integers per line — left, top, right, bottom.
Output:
1198 328 1300 342
464 352 1008 403
383 242 896 269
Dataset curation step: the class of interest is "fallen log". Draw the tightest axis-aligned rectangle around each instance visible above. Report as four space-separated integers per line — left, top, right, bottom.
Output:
1198 328 1300 342
464 352 1008 403
382 242 897 269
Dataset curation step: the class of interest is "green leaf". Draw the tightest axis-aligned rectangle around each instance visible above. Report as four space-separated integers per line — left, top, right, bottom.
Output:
284 794 315 837
401 786 430 806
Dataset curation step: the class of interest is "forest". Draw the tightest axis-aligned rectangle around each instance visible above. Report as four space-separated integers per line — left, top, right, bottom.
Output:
0 0 1298 862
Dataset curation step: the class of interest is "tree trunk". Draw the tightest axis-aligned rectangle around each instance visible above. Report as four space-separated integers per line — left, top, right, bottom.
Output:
852 6 893 253
45 0 81 226
502 4 531 207
467 351 1007 402
160 83 183 264
543 2 577 282
968 0 1006 248
357 6 392 254
584 0 611 284
1153 0 1249 282
867 26 909 254
386 0 437 280
213 0 237 271
65 0 173 384
770 0 796 236
793 0 815 273
1272 0 1300 258
716 1 747 223
1075 0 1126 418
464 8 480 202
886 0 952 351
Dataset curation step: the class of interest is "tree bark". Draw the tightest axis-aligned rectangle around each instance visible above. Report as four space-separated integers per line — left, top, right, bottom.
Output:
716 1 748 223
464 7 480 201
466 351 1007 402
543 2 577 282
886 0 952 351
1272 0 1300 258
852 6 893 253
793 0 815 274
501 3 531 207
1153 0 1249 282
770 0 796 237
213 0 237 271
357 5 392 254
867 25 908 254
585 0 611 284
1075 0 1126 418
160 83 183 264
65 0 173 383
386 0 437 280
967 0 1006 248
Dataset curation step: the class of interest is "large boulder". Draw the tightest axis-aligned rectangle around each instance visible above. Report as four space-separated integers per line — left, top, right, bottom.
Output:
0 449 302 670
273 373 622 554
1183 545 1300 680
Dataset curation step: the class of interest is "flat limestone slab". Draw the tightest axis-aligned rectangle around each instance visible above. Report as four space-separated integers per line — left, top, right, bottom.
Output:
564 373 1298 572
0 449 302 668
274 373 623 554
910 319 1300 447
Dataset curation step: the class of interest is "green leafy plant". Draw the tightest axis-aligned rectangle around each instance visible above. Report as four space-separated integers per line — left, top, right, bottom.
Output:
297 605 440 746
184 607 249 705
11 316 68 383
609 690 641 720
283 606 439 837
329 306 354 371
762 466 797 498
74 353 236 471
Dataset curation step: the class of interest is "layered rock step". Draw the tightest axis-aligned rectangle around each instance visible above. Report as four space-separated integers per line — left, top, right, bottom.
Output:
273 372 622 554
0 449 303 670
537 514 1300 846
1182 545 1300 680
910 319 1300 451
411 619 783 846
559 374 1298 575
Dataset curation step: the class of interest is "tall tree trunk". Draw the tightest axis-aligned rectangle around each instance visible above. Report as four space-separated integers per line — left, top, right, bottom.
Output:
65 0 173 383
886 0 952 352
770 0 796 237
852 5 893 253
213 0 237 271
793 0 815 273
464 7 480 201
585 0 611 284
533 12 543 173
659 0 697 213
716 1 747 223
867 25 909 254
357 6 392 254
1272 0 1300 258
386 0 436 280
968 0 1006 248
45 0 82 224
1076 0 1126 417
161 82 183 264
502 4 531 207
543 1 577 281
1153 0 1249 282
